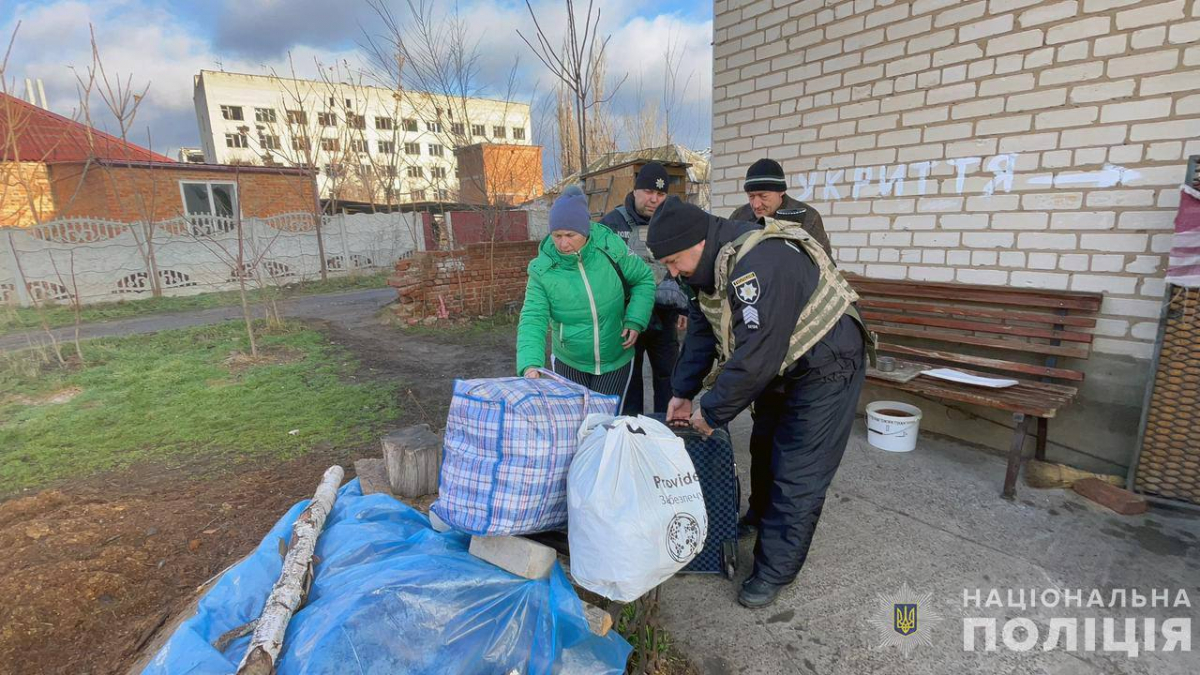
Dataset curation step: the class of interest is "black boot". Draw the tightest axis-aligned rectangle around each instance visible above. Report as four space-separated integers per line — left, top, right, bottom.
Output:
738 576 787 609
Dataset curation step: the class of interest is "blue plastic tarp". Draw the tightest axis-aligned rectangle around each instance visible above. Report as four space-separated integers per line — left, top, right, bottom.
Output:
143 480 631 674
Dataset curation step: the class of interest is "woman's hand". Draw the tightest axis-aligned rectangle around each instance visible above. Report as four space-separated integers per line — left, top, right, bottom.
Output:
524 367 541 379
621 328 640 348
676 315 688 331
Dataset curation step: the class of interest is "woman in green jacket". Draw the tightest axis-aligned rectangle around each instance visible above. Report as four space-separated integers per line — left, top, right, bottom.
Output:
517 186 656 407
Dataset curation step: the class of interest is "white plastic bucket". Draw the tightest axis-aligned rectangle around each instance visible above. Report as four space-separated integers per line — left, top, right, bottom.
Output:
866 401 923 453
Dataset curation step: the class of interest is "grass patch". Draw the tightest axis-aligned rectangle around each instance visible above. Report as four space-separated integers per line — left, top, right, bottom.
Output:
0 272 390 335
0 320 400 492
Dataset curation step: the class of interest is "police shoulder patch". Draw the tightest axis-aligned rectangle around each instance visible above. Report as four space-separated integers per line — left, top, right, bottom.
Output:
732 271 761 305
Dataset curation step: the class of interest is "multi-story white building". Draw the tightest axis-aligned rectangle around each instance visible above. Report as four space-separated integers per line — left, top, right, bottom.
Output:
193 70 533 204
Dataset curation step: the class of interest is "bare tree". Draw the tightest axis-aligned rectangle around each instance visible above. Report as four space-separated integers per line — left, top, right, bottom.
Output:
518 0 625 173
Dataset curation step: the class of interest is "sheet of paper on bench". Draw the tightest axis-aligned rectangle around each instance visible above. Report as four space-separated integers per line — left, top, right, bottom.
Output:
921 368 1019 389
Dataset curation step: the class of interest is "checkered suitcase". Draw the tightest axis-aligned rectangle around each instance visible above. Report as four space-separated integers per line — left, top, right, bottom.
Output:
649 414 740 579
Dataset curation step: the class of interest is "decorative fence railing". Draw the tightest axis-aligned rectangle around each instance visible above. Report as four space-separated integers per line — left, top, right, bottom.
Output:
0 211 425 307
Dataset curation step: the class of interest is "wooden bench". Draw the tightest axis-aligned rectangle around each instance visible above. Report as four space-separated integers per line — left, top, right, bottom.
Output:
846 275 1103 499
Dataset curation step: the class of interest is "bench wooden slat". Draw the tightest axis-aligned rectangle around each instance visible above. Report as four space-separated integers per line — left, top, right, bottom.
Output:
870 374 1075 418
878 343 1086 381
850 277 1103 311
872 325 1092 359
858 299 1098 328
861 310 1094 343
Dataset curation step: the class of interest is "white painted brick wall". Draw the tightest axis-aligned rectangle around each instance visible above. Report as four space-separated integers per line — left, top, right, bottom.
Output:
713 0 1195 359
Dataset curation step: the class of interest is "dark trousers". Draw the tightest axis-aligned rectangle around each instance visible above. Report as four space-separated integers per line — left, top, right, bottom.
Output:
551 357 635 411
622 307 681 416
745 351 866 585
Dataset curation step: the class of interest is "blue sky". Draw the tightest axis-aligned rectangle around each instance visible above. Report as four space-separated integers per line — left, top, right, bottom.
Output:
1 0 713 170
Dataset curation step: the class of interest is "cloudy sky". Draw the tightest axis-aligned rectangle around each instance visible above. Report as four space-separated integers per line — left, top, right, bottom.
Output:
1 0 713 173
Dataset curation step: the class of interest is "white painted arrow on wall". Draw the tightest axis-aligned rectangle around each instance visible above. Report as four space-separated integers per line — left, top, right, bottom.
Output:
1026 163 1142 188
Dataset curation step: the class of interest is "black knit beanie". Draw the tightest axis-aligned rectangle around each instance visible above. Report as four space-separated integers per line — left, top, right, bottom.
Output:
634 162 669 192
743 158 787 193
646 196 708 259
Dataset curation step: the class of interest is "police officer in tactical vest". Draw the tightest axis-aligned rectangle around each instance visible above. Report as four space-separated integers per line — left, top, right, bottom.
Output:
599 162 689 415
729 158 832 257
647 196 870 608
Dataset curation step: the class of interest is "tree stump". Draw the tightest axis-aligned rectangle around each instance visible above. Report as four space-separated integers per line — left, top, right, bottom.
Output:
382 425 441 497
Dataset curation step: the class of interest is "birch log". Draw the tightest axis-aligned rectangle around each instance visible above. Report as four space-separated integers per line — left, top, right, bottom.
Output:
236 465 344 675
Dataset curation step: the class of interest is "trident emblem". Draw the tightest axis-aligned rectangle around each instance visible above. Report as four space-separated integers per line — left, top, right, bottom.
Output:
894 604 918 636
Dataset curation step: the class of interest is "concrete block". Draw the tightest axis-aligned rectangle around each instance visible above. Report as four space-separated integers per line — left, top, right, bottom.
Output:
428 509 453 533
382 424 441 498
469 535 558 579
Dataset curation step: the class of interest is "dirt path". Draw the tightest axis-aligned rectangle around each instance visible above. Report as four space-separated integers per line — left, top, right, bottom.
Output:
0 314 516 675
0 288 395 352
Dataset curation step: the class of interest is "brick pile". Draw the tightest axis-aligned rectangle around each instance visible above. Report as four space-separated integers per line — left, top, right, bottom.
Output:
389 240 538 321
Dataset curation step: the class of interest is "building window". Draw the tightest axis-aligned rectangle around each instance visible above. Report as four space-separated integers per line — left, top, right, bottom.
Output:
347 113 366 130
180 181 238 233
385 165 398 177
318 111 336 127
472 124 485 136
220 105 243 121
436 189 449 201
407 166 423 178
349 138 369 153
259 134 281 150
402 118 418 132
291 137 310 151
412 189 426 201
324 163 344 177
512 127 525 140
427 120 443 133
493 125 506 138
376 116 394 130
428 143 444 157
255 107 276 123
378 140 396 154
320 138 340 151
345 98 353 108
328 96 336 107
404 142 421 155
431 166 447 179
451 122 465 135
286 110 307 125
225 133 248 148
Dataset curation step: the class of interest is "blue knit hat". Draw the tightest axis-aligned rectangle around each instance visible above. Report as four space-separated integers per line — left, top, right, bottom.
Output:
550 185 591 237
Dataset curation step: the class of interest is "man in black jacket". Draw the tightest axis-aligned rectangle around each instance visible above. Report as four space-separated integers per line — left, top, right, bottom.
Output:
599 162 686 415
647 197 866 609
729 158 832 257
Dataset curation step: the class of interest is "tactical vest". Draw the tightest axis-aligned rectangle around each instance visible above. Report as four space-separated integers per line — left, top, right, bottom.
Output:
697 219 876 387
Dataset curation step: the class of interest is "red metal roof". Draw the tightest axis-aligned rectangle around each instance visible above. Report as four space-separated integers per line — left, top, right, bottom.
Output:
0 92 175 163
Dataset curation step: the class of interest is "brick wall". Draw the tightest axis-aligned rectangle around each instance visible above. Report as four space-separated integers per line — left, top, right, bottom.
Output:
389 240 538 320
712 0 1200 360
1 162 57 227
45 163 316 222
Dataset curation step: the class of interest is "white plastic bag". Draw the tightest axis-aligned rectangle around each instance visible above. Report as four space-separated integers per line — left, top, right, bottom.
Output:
567 415 708 602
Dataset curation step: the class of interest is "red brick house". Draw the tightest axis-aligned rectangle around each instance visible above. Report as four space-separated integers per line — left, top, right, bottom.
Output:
0 93 316 228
